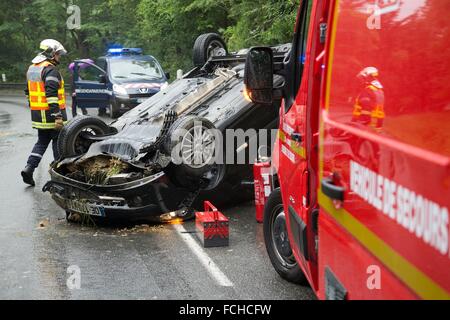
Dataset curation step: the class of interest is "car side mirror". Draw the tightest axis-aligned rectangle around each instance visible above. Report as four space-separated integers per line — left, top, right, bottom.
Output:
165 72 171 80
244 47 274 105
98 74 107 84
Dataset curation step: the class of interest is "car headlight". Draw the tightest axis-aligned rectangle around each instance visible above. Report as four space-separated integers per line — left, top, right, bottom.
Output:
113 84 128 96
160 82 169 90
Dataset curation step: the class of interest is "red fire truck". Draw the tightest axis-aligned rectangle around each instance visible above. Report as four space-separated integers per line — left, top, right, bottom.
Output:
245 0 450 299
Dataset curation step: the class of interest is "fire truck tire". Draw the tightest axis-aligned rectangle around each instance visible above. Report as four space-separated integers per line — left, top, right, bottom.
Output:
193 33 228 67
57 115 111 159
263 188 307 285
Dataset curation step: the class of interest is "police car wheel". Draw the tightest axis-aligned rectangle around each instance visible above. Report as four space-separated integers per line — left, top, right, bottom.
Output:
109 101 121 119
57 116 110 158
193 33 228 67
263 188 307 285
71 102 78 118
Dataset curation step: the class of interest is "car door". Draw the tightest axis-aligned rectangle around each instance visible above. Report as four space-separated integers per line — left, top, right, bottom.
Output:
277 0 318 287
73 60 110 109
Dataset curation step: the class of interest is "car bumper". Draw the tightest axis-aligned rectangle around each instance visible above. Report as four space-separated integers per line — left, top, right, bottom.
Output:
43 168 190 221
114 94 156 109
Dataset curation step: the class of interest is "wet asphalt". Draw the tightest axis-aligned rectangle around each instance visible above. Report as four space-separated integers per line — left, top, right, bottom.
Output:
0 92 315 300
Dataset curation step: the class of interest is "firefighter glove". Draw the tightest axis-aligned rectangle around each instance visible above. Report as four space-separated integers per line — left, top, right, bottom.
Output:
55 118 64 131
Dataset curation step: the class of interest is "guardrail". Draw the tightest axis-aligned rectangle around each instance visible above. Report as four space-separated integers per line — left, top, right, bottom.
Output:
0 83 26 90
0 83 71 90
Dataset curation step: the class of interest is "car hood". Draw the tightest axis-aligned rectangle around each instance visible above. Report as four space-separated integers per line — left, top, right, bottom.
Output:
113 81 165 95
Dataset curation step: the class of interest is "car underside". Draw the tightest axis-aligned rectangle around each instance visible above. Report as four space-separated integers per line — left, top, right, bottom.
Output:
43 35 290 222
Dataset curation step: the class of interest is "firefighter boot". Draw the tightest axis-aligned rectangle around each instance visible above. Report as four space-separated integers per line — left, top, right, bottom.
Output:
21 166 35 186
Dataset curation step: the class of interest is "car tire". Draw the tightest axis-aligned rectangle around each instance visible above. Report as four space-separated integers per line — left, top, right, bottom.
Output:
263 188 307 285
57 116 111 159
193 33 228 67
109 101 121 119
164 115 217 182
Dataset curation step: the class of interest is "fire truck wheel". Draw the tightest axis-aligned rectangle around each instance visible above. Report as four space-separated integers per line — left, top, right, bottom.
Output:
57 116 111 159
193 33 228 67
263 188 307 285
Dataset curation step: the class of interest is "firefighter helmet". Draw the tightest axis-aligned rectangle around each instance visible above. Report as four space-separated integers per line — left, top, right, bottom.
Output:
357 67 383 89
32 39 67 64
357 67 379 83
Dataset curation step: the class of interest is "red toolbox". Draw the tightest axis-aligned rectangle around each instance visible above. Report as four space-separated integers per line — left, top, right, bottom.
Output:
195 201 229 248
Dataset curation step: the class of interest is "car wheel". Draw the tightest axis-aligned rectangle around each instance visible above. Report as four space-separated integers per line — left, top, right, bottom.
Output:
164 115 218 184
263 188 307 285
109 101 121 119
193 33 228 67
57 116 111 159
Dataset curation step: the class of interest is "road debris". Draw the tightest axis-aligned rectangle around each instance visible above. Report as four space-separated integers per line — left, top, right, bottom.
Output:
115 224 165 236
37 218 49 229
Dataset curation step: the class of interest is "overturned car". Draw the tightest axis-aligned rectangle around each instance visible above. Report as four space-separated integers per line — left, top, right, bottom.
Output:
43 34 289 222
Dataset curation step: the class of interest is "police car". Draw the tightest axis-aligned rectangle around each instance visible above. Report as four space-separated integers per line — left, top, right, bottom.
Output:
71 48 169 118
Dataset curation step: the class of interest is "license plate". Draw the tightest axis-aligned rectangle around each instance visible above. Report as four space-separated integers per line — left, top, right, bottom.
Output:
137 98 147 104
66 200 105 217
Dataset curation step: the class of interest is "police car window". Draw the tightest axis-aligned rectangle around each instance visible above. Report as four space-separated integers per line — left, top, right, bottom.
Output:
96 58 107 71
78 65 102 82
110 59 163 81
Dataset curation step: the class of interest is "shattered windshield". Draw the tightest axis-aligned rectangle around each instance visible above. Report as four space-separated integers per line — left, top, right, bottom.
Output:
110 57 164 81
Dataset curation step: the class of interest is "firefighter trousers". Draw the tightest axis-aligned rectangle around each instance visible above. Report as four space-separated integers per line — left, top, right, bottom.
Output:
26 129 60 169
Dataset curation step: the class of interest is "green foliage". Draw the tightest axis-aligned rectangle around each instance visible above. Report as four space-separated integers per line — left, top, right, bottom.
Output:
0 0 298 82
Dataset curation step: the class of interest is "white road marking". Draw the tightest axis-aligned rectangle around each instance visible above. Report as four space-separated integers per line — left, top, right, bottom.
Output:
173 224 233 287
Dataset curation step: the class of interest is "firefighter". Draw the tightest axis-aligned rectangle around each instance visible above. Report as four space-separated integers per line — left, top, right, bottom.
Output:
21 39 68 186
352 67 385 130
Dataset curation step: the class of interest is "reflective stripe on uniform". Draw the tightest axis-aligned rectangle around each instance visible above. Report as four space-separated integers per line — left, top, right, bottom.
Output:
27 62 66 129
30 153 43 159
32 121 68 129
371 105 385 119
29 91 46 97
45 76 60 83
41 110 46 124
46 97 59 104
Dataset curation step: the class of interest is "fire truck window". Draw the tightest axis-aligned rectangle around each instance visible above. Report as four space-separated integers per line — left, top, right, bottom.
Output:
294 0 313 91
284 0 313 112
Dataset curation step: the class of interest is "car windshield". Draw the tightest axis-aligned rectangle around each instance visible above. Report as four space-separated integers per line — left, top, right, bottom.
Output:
110 57 164 81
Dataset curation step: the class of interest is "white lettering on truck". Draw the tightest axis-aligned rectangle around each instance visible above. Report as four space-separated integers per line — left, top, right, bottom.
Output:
350 160 449 257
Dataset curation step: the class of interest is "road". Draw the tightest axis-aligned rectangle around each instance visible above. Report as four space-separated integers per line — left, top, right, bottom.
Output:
0 93 315 300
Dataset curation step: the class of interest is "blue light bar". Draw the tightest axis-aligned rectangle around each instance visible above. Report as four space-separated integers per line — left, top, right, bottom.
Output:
107 48 143 55
108 48 123 54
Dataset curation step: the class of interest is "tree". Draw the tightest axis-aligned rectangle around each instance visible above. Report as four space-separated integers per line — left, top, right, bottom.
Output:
0 0 298 81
